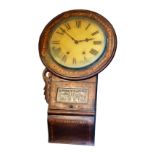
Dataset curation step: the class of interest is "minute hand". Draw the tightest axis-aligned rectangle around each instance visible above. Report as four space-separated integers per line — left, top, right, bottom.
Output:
60 28 78 44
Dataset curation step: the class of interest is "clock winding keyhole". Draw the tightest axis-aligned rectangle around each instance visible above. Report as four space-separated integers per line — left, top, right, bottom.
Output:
69 105 73 108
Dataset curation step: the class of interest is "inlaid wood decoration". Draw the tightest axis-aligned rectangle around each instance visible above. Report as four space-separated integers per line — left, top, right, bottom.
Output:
39 9 117 145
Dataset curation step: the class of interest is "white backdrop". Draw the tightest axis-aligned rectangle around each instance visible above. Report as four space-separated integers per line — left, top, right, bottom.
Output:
0 0 155 155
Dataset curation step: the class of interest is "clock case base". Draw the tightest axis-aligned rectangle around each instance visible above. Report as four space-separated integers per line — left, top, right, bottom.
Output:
43 69 98 145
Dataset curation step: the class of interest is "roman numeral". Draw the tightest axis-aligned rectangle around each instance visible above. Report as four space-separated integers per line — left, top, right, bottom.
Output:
84 56 88 62
91 31 99 36
89 48 98 55
76 20 81 28
52 41 60 44
60 27 66 33
85 23 91 30
65 23 71 30
56 31 64 35
73 58 76 64
52 47 61 56
62 55 67 63
93 41 102 45
52 46 61 51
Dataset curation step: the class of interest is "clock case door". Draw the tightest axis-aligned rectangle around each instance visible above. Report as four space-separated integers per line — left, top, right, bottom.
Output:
43 69 98 145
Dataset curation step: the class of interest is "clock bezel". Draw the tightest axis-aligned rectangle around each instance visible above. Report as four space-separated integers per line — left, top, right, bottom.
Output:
48 16 107 69
39 9 117 80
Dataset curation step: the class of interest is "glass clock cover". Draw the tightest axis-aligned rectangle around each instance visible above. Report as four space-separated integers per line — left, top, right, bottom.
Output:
49 16 107 69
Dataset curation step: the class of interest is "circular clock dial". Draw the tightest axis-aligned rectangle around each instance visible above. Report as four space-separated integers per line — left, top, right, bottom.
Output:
49 17 106 69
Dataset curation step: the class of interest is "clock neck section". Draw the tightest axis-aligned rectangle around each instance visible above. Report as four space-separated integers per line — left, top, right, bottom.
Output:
43 68 98 116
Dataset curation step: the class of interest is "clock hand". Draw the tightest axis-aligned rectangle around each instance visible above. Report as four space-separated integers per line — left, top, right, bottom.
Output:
78 38 95 43
60 28 78 44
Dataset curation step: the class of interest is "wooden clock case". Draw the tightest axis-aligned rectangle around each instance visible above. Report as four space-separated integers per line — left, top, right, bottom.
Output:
43 69 97 145
39 10 117 145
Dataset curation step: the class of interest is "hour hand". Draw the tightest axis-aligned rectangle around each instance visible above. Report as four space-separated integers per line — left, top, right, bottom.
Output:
78 38 95 43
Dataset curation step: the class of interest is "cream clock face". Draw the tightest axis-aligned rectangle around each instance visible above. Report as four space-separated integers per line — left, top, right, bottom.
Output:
48 17 107 69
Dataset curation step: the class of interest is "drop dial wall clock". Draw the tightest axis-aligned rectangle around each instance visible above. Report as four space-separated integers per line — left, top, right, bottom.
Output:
39 10 117 145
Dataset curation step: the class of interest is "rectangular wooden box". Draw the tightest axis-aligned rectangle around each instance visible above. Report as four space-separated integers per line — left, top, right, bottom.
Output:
48 115 95 145
46 74 97 145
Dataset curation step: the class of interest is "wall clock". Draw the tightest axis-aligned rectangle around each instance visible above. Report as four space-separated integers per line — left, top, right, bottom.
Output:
39 9 117 145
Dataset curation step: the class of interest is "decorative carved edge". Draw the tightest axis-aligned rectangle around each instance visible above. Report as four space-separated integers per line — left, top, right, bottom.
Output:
43 68 52 103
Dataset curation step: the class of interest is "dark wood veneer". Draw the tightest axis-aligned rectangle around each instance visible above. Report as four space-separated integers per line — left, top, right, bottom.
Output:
39 10 117 145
